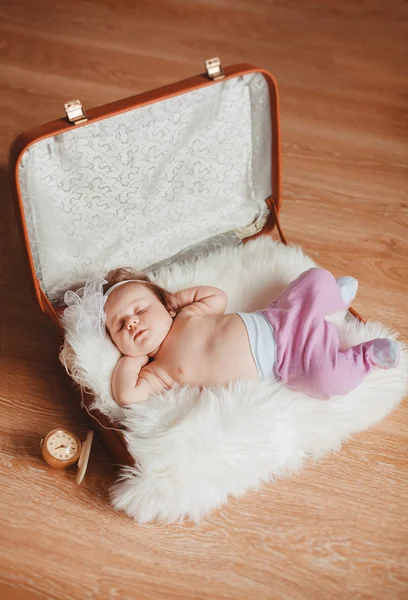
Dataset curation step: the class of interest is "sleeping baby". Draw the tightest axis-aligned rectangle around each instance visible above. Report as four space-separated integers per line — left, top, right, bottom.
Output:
65 267 399 405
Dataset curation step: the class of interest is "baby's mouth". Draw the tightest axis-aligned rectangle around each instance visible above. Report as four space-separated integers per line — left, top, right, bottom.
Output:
133 329 146 340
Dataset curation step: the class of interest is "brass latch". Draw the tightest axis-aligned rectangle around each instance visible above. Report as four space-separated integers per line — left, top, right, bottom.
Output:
64 99 88 125
205 57 224 81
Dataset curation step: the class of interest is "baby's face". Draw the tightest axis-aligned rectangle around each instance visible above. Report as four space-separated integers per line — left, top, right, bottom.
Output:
104 283 173 357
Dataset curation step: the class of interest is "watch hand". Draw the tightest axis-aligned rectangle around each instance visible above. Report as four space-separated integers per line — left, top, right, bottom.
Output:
55 445 67 450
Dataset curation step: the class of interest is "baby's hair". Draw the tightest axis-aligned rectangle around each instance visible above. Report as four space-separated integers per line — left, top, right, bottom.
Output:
104 268 174 313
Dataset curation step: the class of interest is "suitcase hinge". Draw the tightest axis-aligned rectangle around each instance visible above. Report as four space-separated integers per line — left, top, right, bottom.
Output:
205 57 225 81
64 99 88 125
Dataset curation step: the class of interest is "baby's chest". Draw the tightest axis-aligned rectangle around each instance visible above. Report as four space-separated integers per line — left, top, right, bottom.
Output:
158 317 252 383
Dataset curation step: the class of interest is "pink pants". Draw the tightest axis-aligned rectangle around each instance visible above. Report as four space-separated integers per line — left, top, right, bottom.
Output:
259 268 386 399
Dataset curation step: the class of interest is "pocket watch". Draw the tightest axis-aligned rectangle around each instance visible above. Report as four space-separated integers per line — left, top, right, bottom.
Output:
40 429 94 485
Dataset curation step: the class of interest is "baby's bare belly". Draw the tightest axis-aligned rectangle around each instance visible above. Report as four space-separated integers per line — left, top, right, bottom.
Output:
154 313 259 386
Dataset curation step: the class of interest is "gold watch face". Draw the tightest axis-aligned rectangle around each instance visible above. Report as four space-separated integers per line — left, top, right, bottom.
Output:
46 431 79 461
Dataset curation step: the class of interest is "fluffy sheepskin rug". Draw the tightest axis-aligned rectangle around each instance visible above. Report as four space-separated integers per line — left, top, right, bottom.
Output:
61 236 408 523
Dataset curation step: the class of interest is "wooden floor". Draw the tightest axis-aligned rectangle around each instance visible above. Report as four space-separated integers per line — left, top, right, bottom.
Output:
1 1 407 598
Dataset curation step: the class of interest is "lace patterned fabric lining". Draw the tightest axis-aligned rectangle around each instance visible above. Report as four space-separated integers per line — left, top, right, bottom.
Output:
18 73 272 301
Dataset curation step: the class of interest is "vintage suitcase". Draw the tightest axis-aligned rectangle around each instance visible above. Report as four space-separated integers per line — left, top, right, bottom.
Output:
9 58 355 468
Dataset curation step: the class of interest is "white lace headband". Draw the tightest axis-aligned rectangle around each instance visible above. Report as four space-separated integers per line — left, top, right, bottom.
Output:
63 278 141 336
104 280 141 300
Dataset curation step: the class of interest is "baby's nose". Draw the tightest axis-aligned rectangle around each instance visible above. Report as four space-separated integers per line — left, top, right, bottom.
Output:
126 316 138 329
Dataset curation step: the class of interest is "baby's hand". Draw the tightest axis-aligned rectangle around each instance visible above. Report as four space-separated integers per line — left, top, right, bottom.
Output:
168 293 179 313
137 354 150 368
172 286 227 315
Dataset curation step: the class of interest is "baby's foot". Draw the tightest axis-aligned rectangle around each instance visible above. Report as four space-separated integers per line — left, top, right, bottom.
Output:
336 276 359 305
371 338 400 369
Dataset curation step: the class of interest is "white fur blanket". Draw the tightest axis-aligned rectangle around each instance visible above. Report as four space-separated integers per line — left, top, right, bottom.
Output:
60 237 408 523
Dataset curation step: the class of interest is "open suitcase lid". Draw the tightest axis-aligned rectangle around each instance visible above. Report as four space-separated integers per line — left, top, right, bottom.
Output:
10 62 281 315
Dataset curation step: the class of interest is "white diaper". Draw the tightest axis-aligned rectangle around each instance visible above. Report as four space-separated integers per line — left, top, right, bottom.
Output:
236 312 277 379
